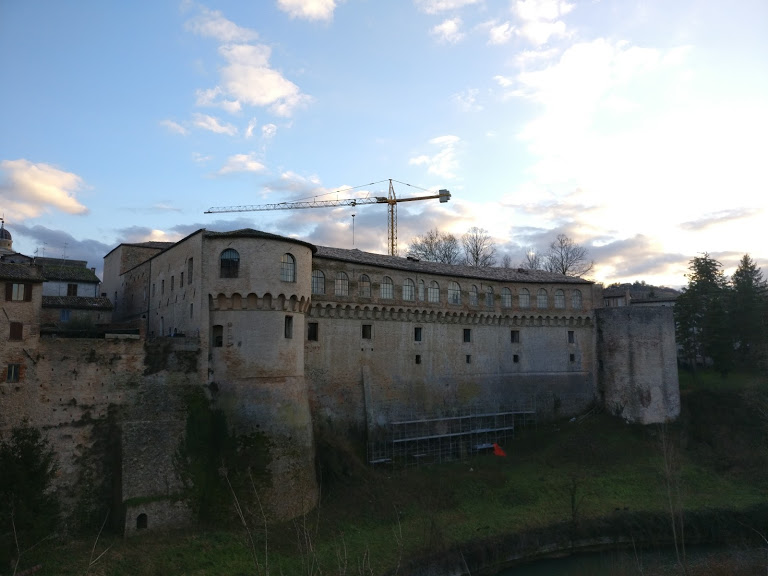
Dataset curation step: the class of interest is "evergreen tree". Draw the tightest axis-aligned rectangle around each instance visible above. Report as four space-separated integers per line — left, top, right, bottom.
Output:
730 254 768 368
675 254 733 373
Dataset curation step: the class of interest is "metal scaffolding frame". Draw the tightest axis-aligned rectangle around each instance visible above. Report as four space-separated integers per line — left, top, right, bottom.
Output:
367 399 537 467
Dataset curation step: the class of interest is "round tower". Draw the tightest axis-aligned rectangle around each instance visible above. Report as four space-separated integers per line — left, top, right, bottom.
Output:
202 230 319 520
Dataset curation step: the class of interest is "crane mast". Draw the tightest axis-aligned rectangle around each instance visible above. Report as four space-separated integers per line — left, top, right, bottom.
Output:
205 179 451 256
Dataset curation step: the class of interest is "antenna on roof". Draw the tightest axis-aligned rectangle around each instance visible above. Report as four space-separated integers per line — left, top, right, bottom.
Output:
351 213 356 247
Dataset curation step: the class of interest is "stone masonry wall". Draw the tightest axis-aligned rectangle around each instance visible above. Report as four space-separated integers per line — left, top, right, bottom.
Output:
596 306 680 424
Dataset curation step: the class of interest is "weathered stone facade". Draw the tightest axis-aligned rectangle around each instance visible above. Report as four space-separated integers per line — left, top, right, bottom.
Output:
0 227 680 535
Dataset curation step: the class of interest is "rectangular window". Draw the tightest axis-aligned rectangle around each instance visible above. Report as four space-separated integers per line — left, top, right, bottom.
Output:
6 364 20 383
513 354 519 363
171 276 175 291
180 272 184 286
466 354 471 364
188 258 193 284
212 325 223 347
463 328 471 343
6 283 30 302
415 354 421 364
152 283 156 297
284 316 293 339
190 303 194 318
60 309 71 322
414 327 422 342
308 322 319 341
10 322 22 340
67 283 78 296
570 353 575 362
568 330 575 344
362 324 372 339
161 280 165 295
511 330 520 343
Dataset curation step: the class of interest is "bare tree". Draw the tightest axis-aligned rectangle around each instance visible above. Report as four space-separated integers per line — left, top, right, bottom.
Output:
519 248 543 270
462 227 497 268
544 234 594 277
500 254 513 268
407 229 460 264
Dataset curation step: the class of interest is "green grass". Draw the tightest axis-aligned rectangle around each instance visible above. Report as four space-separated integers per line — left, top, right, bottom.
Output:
13 371 768 575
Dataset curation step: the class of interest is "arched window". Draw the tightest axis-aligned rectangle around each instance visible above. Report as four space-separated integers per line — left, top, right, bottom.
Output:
335 272 349 296
418 280 425 301
359 274 371 297
428 281 439 303
501 287 512 308
311 270 325 295
448 281 461 305
537 288 548 309
403 278 415 301
137 513 148 530
381 276 394 299
485 286 494 308
554 289 565 309
220 249 239 278
572 289 582 310
280 253 296 282
519 288 530 308
469 285 479 306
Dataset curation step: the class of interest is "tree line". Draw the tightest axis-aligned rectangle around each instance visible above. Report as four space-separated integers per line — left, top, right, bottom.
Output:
675 253 767 374
407 228 593 277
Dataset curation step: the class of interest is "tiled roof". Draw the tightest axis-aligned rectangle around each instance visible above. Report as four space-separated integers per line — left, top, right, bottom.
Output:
0 262 46 281
204 228 317 253
38 265 100 283
314 246 592 284
129 241 176 249
42 296 113 310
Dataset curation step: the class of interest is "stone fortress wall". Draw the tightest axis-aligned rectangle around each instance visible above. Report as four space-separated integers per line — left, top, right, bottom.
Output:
1 227 681 534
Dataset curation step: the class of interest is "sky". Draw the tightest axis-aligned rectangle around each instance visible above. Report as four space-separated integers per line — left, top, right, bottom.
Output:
1 0 766 287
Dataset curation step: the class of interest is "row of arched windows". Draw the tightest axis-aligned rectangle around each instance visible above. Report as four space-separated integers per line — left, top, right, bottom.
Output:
311 269 583 310
219 249 297 282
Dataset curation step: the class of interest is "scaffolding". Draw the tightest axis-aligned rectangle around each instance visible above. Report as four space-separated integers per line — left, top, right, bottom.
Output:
367 399 536 467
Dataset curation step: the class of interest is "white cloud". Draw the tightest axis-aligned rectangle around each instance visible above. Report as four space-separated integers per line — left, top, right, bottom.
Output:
513 0 574 46
262 123 278 139
277 0 338 21
515 0 574 22
192 113 238 135
431 18 464 43
219 153 266 174
185 7 258 42
193 152 212 164
160 119 188 135
217 43 312 117
493 75 514 88
245 118 258 138
488 21 514 45
195 87 241 114
409 135 462 179
453 88 482 111
187 6 311 118
415 0 481 14
0 159 89 219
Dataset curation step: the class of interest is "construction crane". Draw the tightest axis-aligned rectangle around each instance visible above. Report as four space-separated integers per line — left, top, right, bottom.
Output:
205 179 451 256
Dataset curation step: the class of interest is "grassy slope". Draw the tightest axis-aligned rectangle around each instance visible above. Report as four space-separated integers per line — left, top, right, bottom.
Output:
16 371 768 575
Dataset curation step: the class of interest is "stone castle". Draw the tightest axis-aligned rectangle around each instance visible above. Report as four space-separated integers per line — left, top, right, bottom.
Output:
0 224 680 534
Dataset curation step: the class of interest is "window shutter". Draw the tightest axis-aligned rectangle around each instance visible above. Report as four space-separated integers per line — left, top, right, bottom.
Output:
24 283 33 301
4 283 11 301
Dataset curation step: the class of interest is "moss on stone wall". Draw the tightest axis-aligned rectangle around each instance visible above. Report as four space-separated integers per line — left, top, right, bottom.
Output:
175 388 271 525
69 404 123 534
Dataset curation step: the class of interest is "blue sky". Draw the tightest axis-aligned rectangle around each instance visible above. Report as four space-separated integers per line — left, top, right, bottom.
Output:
1 0 766 286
